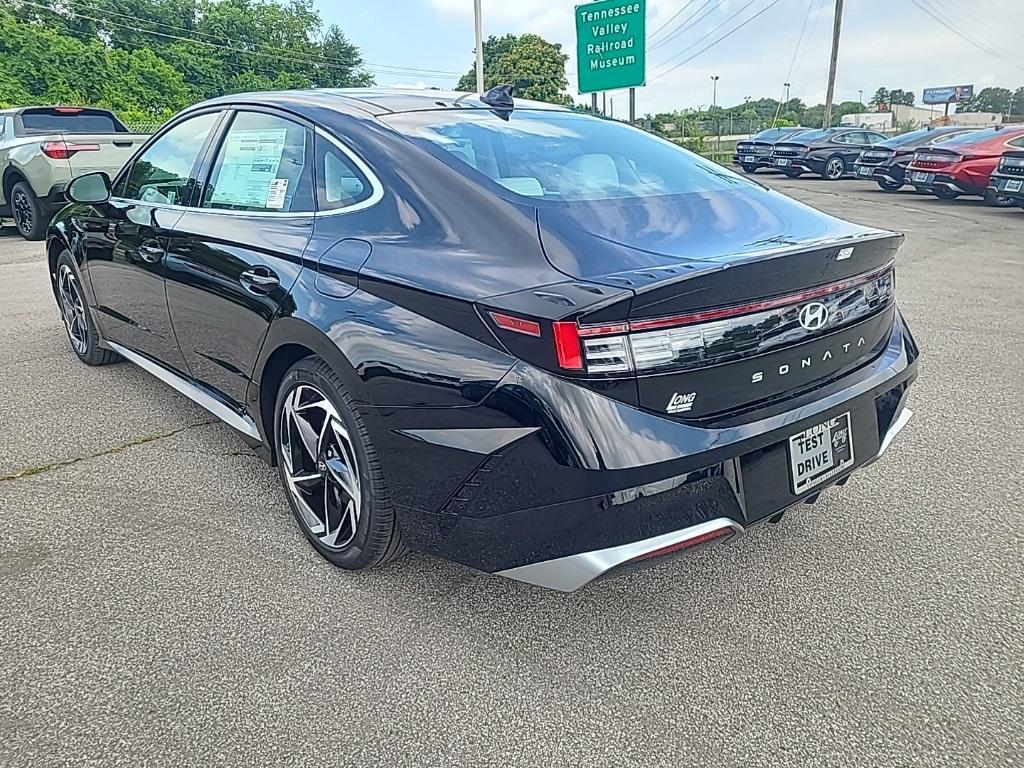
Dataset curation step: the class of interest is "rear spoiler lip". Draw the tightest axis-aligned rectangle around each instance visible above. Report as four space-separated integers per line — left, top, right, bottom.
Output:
593 228 902 292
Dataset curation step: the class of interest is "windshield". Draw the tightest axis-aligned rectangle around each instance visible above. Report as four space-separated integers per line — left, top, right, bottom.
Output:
382 109 750 202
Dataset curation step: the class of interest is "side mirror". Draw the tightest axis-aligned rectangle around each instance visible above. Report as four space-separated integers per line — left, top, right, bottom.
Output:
66 172 111 204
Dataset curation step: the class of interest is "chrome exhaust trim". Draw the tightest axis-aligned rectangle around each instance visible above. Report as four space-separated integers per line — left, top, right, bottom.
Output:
497 517 744 592
878 406 913 457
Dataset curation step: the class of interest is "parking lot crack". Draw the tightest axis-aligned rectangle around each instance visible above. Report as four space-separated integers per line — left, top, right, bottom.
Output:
0 420 218 483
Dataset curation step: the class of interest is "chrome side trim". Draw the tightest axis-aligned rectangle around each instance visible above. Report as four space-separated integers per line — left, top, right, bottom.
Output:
877 406 913 457
107 342 261 441
497 517 744 592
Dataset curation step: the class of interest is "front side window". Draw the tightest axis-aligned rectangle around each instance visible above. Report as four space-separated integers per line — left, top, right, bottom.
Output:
382 109 749 202
123 112 220 205
202 111 313 213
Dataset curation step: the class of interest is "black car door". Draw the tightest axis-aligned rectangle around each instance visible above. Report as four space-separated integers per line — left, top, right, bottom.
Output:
83 110 224 371
163 108 315 406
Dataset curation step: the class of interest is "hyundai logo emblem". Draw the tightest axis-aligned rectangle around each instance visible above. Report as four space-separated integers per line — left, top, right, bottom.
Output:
798 302 829 331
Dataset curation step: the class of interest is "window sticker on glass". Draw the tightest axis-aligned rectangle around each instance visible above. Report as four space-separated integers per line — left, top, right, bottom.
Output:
266 178 289 209
208 128 289 208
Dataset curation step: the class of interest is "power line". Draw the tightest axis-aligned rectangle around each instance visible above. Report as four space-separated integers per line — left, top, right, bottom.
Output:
647 0 696 42
649 0 720 52
771 0 816 127
649 0 788 84
907 0 1024 72
650 0 772 73
18 0 461 79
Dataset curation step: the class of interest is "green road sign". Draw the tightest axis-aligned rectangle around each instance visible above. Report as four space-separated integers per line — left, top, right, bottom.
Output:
575 0 646 94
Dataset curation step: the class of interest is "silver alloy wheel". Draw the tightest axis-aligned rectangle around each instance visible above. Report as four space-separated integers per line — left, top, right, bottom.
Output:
57 264 88 355
279 384 362 550
826 157 845 179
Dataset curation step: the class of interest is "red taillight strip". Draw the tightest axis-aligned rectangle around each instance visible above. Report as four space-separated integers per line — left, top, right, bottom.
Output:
489 311 541 337
581 262 894 337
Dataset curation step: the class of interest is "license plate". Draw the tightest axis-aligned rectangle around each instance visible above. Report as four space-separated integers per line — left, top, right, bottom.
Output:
912 171 933 183
858 166 872 176
788 412 855 495
775 158 790 167
1004 179 1022 192
744 155 755 163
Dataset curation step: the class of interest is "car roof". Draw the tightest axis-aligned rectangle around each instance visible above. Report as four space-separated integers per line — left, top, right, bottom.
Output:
196 88 571 118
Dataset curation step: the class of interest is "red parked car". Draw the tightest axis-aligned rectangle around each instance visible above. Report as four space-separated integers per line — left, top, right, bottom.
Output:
905 126 1024 205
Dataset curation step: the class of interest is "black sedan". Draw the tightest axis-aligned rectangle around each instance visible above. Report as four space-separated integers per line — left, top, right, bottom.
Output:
46 87 918 591
853 126 979 192
770 127 889 179
732 126 810 173
987 150 1024 209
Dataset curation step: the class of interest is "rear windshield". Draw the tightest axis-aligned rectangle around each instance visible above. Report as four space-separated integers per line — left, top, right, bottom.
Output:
785 129 832 143
881 129 935 147
752 128 795 141
934 127 1014 148
19 109 127 135
382 109 748 202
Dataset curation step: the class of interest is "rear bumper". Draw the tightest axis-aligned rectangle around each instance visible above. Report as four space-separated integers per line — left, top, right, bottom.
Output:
382 310 920 589
732 153 772 167
988 173 1024 202
906 170 983 196
854 162 904 184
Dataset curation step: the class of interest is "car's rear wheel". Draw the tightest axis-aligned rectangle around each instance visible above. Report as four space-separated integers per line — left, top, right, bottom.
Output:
934 188 960 200
55 251 119 366
11 181 47 241
274 356 405 570
983 189 1015 207
741 163 758 174
784 169 803 178
822 155 846 180
876 178 902 192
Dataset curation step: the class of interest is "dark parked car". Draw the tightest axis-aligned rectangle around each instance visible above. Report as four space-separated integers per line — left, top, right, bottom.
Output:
987 150 1024 209
906 125 1024 204
46 88 918 591
770 127 888 180
732 127 810 173
852 126 979 192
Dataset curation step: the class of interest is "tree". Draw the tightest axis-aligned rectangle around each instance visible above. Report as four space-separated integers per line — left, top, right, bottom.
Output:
869 88 889 110
888 89 915 106
959 87 1013 114
456 33 571 106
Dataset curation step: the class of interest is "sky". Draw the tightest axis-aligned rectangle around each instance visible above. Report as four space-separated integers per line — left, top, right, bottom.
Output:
317 0 1024 115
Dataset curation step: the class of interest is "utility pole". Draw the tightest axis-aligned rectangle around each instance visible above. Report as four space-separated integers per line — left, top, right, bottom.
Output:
610 97 615 118
822 0 844 129
473 0 484 93
711 75 720 150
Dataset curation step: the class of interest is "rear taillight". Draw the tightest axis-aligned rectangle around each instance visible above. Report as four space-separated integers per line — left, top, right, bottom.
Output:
41 141 100 160
560 266 894 375
489 312 541 337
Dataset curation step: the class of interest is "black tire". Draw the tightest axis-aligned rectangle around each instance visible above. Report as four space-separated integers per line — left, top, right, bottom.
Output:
55 250 119 366
934 188 959 200
11 181 47 241
784 169 803 178
876 178 903 192
741 163 758 174
821 155 846 180
983 189 1015 208
274 356 405 570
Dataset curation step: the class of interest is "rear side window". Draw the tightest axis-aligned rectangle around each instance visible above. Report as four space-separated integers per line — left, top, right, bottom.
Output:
315 133 375 211
19 108 127 134
123 112 220 205
382 109 748 202
202 111 313 213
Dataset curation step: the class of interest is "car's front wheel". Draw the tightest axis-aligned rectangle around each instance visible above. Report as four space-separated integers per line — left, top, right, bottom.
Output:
822 155 846 180
11 181 47 241
274 356 405 570
55 251 119 366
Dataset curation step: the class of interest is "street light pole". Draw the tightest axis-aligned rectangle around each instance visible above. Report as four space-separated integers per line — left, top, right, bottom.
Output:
784 82 791 105
858 88 863 105
711 75 720 150
473 0 484 93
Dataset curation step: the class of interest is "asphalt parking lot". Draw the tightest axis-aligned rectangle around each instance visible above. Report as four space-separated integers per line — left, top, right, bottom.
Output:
1 178 1022 767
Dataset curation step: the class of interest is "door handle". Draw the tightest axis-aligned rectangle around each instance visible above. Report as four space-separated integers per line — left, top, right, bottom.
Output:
138 240 164 263
240 267 280 293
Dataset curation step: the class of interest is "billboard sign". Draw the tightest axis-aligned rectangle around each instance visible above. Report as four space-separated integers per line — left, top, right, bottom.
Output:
575 0 646 94
922 85 974 105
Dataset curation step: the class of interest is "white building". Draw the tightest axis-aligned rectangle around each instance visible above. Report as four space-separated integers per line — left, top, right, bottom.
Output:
841 105 1004 131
